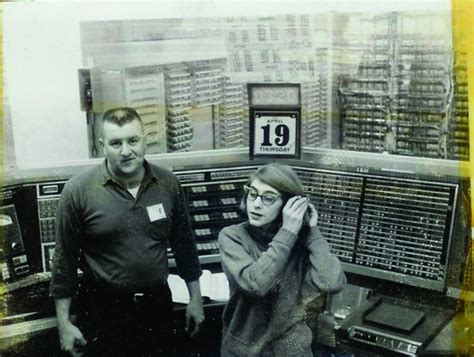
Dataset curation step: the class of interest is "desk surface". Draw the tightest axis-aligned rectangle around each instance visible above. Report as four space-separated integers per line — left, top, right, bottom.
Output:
423 314 471 355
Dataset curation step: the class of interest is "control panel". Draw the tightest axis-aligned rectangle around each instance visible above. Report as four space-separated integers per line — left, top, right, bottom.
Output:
296 168 362 263
9 166 259 275
349 326 421 356
348 326 421 355
337 295 453 356
36 182 66 272
1 197 30 280
1 185 40 282
176 165 259 263
0 162 461 294
0 161 466 357
293 166 459 291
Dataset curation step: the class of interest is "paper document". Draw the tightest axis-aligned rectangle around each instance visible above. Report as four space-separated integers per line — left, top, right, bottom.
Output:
168 270 230 304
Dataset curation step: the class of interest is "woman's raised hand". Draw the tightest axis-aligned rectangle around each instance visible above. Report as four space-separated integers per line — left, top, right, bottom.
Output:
307 203 318 227
282 196 309 235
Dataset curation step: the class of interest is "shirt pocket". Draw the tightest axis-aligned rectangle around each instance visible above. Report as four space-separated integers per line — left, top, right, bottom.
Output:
149 217 172 241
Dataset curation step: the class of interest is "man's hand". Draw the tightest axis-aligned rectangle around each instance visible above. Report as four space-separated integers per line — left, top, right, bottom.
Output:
185 298 205 337
55 298 87 356
57 321 87 356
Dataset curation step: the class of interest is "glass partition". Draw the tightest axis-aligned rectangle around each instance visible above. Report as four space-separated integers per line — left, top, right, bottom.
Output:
80 10 466 161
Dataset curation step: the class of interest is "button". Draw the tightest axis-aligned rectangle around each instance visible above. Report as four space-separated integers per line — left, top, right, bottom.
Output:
397 342 408 351
14 265 30 275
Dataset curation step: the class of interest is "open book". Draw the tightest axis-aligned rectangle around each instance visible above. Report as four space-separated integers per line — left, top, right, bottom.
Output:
168 270 230 304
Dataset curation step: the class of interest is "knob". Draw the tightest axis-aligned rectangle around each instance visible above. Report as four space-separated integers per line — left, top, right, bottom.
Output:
11 242 19 250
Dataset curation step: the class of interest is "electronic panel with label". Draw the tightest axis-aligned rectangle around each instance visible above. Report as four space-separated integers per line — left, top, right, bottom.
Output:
0 160 466 357
36 182 66 272
296 167 363 263
0 202 30 280
292 166 458 292
4 167 259 277
175 165 259 264
1 163 460 291
0 181 69 278
336 295 452 356
32 171 254 271
1 185 40 282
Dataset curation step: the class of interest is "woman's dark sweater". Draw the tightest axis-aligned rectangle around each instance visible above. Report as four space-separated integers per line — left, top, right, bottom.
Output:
218 222 346 356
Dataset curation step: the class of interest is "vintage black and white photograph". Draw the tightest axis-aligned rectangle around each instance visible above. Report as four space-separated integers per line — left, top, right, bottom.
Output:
1 0 472 356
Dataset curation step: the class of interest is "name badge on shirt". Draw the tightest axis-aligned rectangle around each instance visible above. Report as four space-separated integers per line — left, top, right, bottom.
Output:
147 203 167 222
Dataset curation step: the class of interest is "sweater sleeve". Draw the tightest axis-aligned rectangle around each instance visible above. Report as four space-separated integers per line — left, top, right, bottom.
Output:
218 225 299 297
304 226 346 294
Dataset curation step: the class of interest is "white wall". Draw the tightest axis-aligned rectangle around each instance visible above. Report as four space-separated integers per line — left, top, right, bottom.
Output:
3 0 450 169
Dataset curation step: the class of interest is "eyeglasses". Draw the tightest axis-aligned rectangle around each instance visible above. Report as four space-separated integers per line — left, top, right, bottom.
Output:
244 185 281 206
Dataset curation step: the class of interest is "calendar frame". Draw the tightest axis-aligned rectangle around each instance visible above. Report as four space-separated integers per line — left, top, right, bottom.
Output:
249 109 301 159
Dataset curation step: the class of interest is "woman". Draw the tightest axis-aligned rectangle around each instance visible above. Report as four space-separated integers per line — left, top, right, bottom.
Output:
218 163 346 357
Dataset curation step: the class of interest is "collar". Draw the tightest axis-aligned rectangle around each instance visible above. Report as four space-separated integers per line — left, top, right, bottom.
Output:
245 221 308 248
245 220 282 246
100 159 159 187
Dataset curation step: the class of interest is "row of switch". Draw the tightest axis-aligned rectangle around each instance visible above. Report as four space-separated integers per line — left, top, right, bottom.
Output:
190 184 240 194
40 219 56 243
193 211 240 222
38 199 59 218
196 242 219 253
195 228 213 237
190 197 239 209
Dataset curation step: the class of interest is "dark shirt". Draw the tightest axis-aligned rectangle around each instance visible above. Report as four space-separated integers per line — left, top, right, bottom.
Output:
50 160 202 298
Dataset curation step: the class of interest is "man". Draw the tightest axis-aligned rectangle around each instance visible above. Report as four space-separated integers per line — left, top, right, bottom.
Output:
50 107 204 356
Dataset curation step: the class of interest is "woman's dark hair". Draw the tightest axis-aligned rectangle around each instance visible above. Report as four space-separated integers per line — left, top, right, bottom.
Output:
240 163 305 212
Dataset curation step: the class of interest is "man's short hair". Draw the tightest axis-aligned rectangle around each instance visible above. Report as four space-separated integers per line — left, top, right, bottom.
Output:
100 107 143 137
